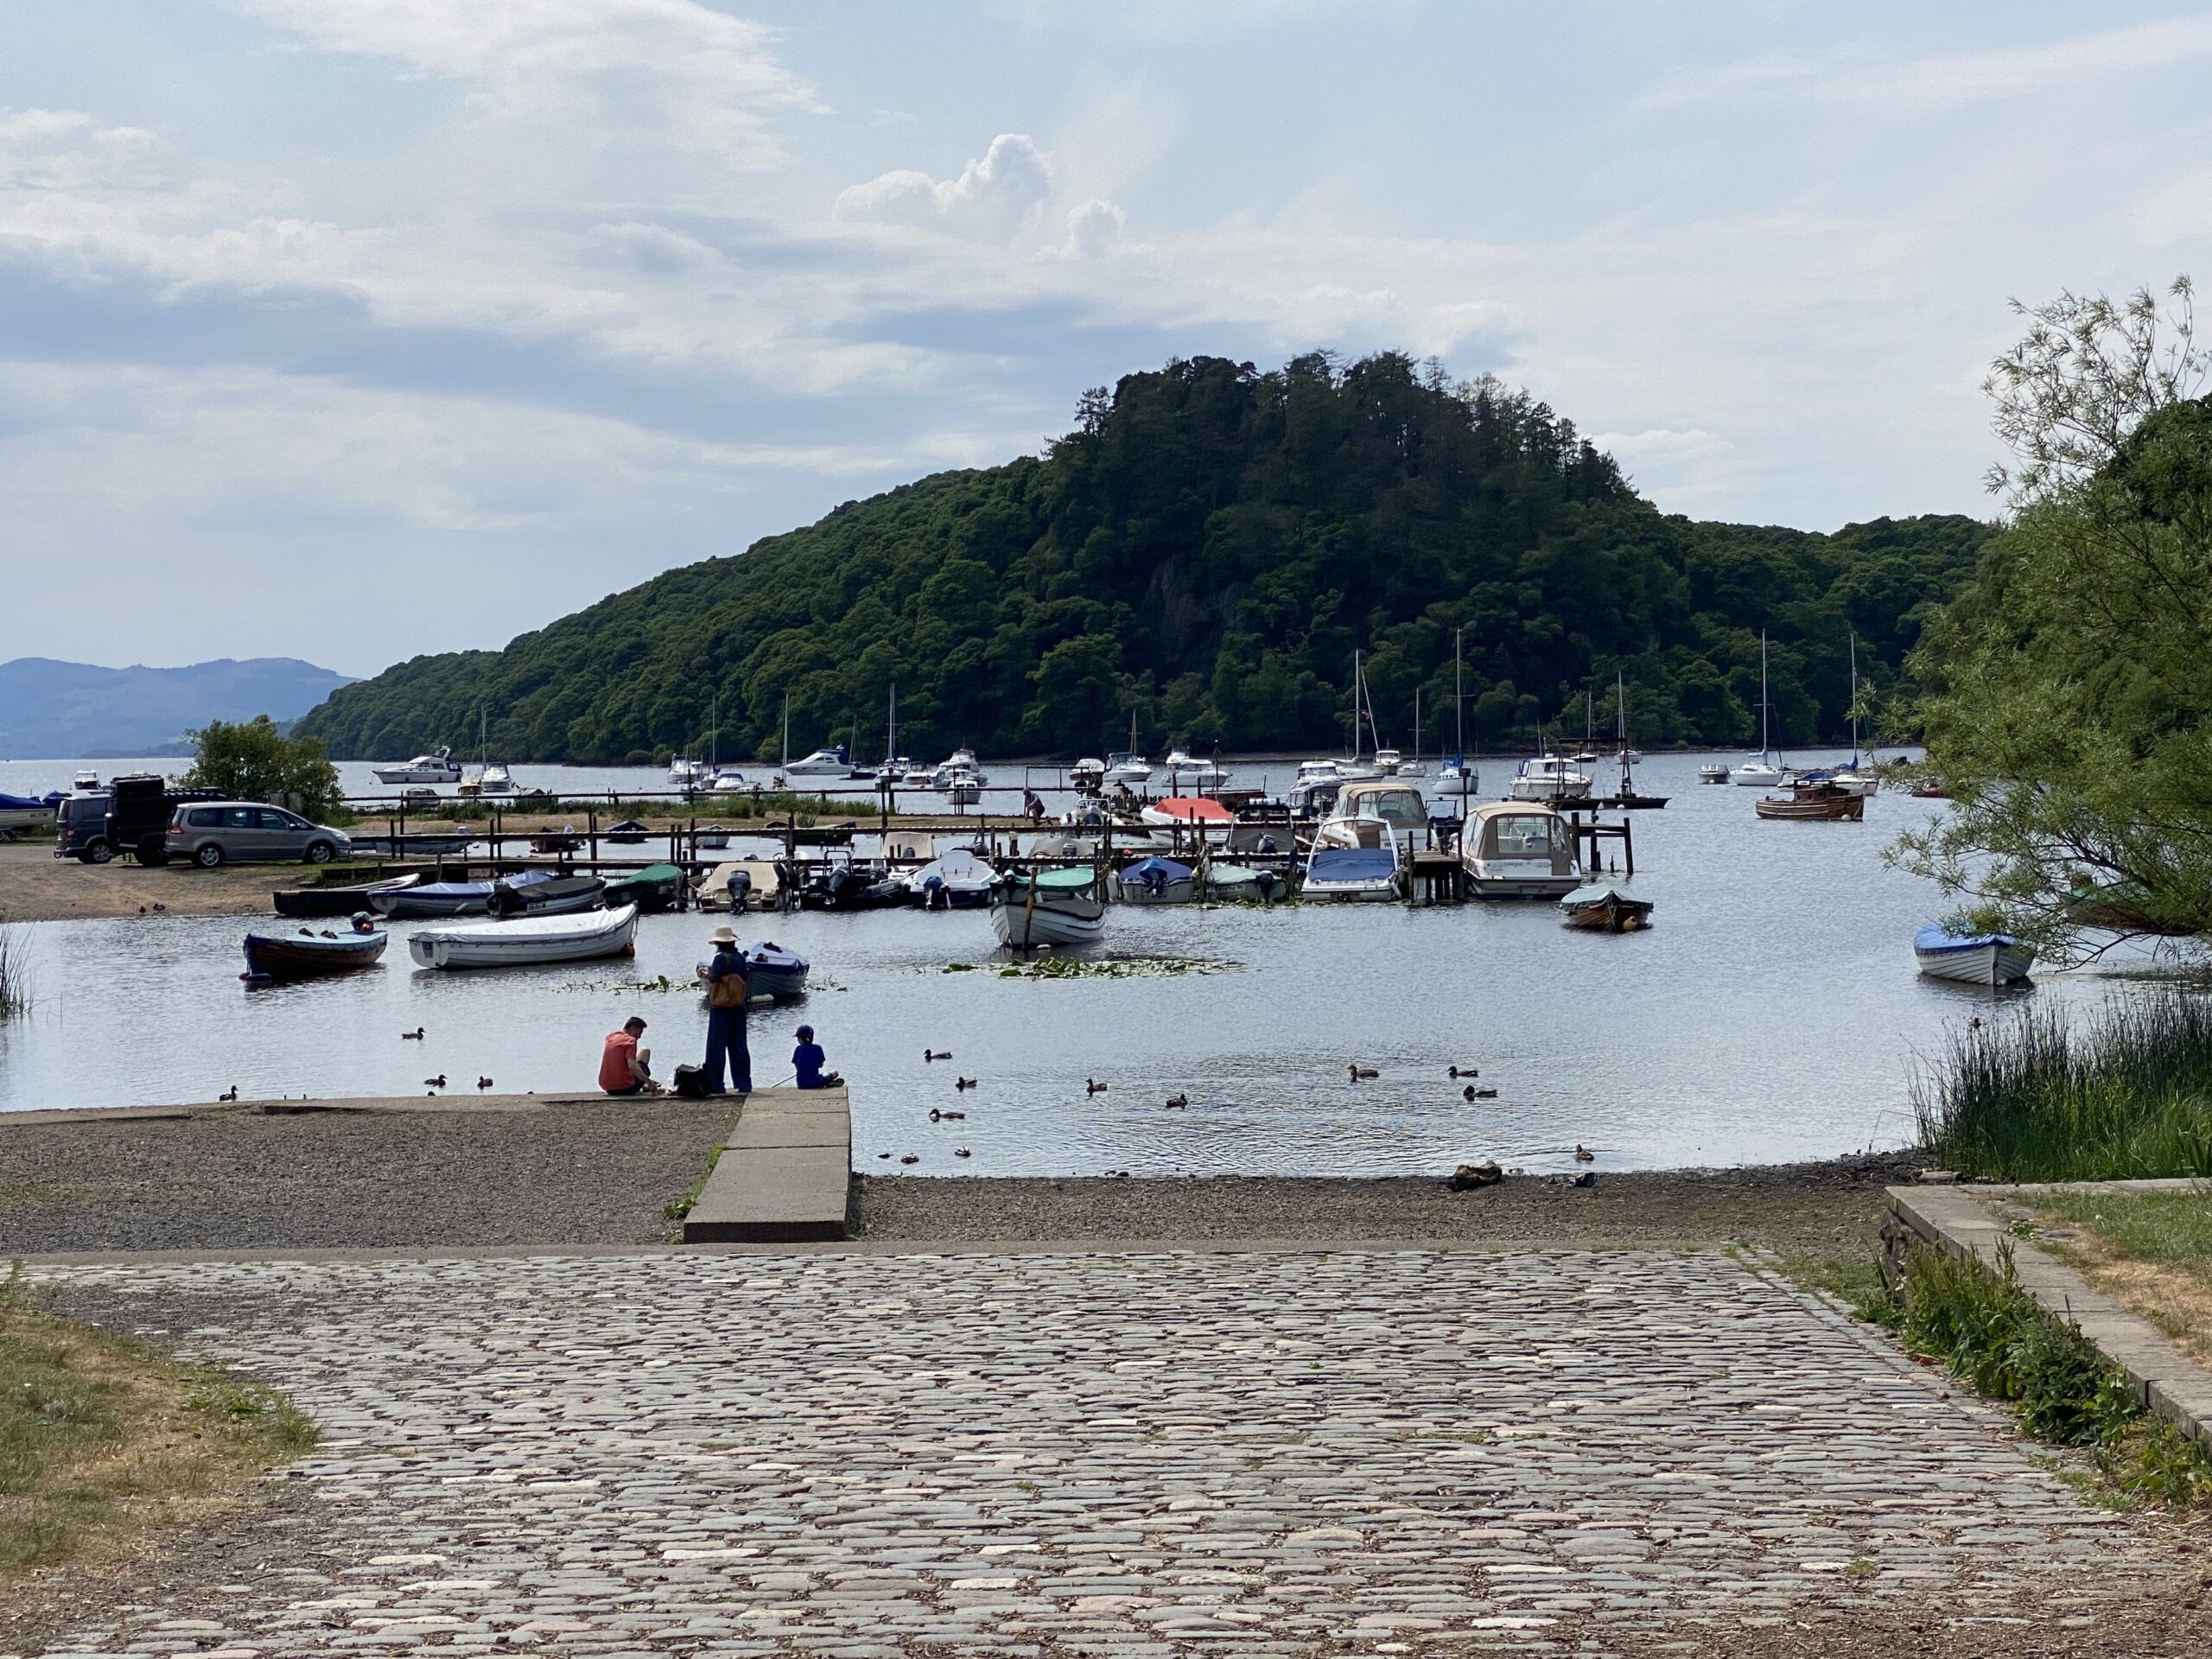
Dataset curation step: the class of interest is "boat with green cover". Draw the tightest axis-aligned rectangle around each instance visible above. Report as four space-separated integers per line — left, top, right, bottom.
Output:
989 865 1105 947
602 861 686 912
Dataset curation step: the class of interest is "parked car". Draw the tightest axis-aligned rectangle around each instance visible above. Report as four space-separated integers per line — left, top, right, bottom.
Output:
167 802 353 868
55 777 220 865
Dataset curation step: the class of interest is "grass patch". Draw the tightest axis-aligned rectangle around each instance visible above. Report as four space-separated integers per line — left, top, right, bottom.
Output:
1914 993 2212 1182
0 920 29 1020
1767 1251 1890 1315
0 1271 315 1577
2013 1187 2212 1369
2027 1186 2212 1268
664 1146 724 1223
1870 1240 2212 1507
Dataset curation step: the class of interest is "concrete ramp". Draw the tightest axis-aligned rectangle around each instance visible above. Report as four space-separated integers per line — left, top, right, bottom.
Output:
683 1086 850 1243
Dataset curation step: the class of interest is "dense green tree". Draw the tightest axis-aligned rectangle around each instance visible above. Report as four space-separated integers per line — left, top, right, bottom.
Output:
183 716 343 818
296 353 1988 766
1897 280 2212 957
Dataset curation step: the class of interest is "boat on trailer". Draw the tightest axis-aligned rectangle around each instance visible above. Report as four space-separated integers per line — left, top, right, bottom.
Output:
1914 925 2036 985
989 867 1107 947
242 917 389 982
410 904 639 969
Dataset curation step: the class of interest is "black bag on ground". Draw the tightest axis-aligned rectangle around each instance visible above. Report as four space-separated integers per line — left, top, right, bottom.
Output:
671 1064 709 1100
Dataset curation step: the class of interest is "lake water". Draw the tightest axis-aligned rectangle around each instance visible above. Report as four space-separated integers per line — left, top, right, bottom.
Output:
0 751 2159 1175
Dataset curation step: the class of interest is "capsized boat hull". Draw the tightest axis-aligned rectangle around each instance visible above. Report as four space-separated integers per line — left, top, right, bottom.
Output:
242 927 389 982
409 904 639 969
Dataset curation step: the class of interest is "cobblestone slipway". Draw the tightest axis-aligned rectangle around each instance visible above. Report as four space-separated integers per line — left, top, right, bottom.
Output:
20 1248 2189 1656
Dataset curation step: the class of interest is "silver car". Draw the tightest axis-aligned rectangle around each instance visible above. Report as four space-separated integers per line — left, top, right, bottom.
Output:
166 802 353 868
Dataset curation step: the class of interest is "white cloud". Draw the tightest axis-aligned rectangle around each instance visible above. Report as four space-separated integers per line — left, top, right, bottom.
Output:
1643 15 2212 116
1054 198 1126 259
219 0 813 163
836 133 1056 238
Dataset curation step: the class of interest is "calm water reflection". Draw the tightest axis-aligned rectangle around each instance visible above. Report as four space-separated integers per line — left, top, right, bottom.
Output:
0 753 2156 1175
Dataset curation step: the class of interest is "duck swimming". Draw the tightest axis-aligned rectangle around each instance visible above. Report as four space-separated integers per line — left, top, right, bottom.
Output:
1349 1065 1378 1081
1085 1078 1108 1095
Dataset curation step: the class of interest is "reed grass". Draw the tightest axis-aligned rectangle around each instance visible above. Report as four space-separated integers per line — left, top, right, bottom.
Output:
0 920 29 1020
1914 994 2212 1182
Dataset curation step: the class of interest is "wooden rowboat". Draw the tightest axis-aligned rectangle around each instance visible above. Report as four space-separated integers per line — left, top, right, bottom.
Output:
1559 883 1655 932
242 921 389 982
1755 782 1866 821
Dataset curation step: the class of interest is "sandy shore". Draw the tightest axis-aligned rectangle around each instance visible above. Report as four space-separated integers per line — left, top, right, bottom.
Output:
0 840 286 923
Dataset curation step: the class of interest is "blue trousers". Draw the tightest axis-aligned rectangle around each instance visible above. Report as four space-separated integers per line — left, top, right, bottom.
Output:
704 1008 750 1094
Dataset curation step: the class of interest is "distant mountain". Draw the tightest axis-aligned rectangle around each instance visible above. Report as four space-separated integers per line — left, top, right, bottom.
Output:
0 658 356 760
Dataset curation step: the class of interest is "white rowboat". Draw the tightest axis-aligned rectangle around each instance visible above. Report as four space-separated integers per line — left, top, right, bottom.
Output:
409 904 639 970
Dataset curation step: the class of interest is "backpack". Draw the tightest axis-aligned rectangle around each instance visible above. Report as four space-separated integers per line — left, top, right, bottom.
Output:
707 962 748 1009
671 1064 709 1100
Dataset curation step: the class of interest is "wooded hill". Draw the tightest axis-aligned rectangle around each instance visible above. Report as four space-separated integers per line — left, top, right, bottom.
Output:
296 353 1988 765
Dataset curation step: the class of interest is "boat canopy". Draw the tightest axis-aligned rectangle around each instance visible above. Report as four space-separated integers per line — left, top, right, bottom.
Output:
1560 883 1632 907
1011 865 1096 891
1122 855 1192 882
1147 797 1231 822
1309 846 1396 882
1336 782 1427 828
1915 923 2023 953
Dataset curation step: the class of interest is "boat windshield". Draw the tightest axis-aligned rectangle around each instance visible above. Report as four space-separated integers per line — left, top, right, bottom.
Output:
1347 788 1427 829
1489 814 1561 857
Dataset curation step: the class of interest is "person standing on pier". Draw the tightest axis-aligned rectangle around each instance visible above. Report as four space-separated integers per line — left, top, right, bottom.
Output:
702 924 752 1096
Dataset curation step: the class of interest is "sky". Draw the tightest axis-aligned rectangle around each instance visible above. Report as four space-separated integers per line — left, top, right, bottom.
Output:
3 1 2210 678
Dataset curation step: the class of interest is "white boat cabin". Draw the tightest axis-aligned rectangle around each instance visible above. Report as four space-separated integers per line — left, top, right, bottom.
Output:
1461 801 1582 898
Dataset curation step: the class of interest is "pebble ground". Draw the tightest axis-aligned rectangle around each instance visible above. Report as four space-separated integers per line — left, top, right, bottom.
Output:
17 1246 2202 1656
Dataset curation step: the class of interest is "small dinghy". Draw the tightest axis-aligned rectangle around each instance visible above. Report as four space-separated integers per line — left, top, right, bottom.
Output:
602 862 685 912
605 819 653 845
372 868 553 918
488 873 605 917
1559 882 1654 933
989 867 1106 948
273 873 420 919
409 903 639 970
242 916 388 983
1915 924 2036 985
1114 855 1196 905
692 942 810 1001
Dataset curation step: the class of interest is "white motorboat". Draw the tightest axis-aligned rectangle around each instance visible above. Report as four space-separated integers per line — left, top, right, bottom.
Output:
942 769 982 806
1829 765 1879 797
1506 754 1592 803
409 904 639 970
1461 801 1582 899
1914 925 2036 985
899 767 934 790
989 867 1107 947
669 756 709 787
461 761 515 797
1070 757 1106 791
698 858 779 912
1313 780 1434 853
1371 747 1403 775
1158 748 1228 789
1102 751 1153 788
1735 632 1785 785
1302 841 1403 902
708 766 749 792
71 768 99 792
373 747 464 785
785 745 853 778
931 748 991 789
1699 763 1731 785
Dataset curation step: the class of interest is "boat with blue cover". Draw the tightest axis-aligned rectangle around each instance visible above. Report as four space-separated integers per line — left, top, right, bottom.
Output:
694 943 811 1001
370 868 553 918
1914 924 2036 985
1114 855 1195 905
1301 843 1402 902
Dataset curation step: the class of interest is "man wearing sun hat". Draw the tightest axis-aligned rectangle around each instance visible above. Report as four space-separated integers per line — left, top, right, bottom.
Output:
702 923 752 1096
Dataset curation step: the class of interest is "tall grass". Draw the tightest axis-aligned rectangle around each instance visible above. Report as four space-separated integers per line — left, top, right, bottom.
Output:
0 919 29 1020
1915 993 2212 1181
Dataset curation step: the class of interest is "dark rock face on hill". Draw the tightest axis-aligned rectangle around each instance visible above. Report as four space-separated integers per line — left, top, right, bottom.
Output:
296 353 1987 764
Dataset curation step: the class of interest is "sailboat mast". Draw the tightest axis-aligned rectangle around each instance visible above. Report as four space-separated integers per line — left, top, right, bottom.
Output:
1848 632 1860 764
1759 632 1771 762
1413 687 1421 764
781 690 790 769
1454 627 1465 758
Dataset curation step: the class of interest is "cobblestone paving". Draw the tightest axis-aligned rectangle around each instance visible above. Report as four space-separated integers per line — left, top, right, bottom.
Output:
24 1249 2167 1655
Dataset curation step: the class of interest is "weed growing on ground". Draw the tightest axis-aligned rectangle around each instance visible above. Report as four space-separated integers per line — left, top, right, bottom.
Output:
0 1266 315 1572
664 1147 724 1223
1915 995 2212 1181
1869 1240 2212 1505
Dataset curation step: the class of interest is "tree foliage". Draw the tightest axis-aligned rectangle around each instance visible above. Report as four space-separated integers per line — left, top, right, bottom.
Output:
296 353 1986 766
183 716 343 819
1899 281 2212 958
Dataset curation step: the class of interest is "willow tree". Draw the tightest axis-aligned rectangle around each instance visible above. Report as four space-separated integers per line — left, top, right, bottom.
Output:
1897 279 2212 958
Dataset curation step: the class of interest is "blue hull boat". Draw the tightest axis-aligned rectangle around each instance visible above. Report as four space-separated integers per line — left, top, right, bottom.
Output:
371 868 553 918
694 944 811 1001
243 923 389 983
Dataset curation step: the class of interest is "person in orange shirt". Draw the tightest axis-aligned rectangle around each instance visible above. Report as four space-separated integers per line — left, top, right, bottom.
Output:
599 1016 663 1096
